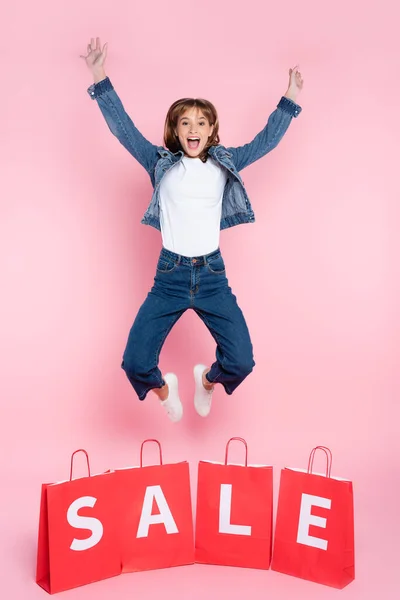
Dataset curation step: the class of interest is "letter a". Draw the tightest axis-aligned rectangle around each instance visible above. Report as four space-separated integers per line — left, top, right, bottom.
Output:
137 485 179 538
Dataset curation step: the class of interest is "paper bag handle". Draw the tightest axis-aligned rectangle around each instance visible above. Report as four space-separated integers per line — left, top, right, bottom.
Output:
70 449 91 481
307 446 332 478
225 437 248 466
140 439 163 467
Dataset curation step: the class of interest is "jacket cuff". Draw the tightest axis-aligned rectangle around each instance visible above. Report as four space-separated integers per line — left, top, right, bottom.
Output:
277 96 302 118
87 77 114 99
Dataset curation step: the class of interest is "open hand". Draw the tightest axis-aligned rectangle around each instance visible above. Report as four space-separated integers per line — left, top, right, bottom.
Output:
287 65 304 99
80 37 108 72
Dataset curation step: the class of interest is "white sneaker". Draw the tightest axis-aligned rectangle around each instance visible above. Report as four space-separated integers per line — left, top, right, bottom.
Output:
160 373 183 422
194 364 213 417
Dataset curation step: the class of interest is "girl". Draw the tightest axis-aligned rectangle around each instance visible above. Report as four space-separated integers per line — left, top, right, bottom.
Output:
81 37 303 422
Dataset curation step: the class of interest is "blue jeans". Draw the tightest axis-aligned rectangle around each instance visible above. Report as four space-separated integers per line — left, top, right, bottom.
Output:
121 248 255 400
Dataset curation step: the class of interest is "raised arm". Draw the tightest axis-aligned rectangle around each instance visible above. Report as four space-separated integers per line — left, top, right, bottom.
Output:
227 66 303 172
81 38 159 176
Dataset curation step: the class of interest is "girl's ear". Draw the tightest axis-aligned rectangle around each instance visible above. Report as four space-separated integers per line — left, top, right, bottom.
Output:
209 124 215 138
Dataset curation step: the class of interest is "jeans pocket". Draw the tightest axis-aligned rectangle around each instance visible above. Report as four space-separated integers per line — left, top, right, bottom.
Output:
156 256 177 273
207 255 226 274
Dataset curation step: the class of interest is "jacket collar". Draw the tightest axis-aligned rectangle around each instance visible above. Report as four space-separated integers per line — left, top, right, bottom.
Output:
157 146 183 159
209 145 232 160
157 145 232 161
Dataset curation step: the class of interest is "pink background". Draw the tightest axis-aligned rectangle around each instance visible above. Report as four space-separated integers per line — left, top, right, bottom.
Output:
1 0 398 598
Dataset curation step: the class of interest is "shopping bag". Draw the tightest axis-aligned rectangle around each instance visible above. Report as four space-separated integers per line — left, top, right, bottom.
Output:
271 446 355 588
36 450 121 594
195 437 273 569
113 439 194 572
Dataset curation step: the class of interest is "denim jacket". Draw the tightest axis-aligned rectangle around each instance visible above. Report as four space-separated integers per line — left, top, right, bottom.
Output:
88 77 301 231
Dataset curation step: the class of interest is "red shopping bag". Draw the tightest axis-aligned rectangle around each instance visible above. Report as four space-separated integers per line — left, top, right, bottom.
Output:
195 437 273 569
36 450 121 594
271 446 355 588
114 439 194 572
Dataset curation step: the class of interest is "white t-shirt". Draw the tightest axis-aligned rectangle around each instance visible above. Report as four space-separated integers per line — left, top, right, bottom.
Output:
159 156 228 257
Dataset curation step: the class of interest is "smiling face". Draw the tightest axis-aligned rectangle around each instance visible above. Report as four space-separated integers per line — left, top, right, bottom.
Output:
174 108 215 158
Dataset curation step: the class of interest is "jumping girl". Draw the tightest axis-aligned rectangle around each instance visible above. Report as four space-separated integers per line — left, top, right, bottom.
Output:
81 37 303 422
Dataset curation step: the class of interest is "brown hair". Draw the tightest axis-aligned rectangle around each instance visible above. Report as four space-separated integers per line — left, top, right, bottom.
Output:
164 98 220 162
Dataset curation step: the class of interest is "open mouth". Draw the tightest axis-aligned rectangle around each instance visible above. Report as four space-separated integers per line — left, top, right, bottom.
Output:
187 137 200 150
